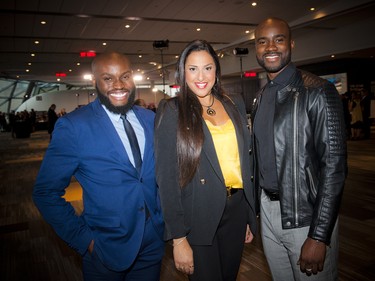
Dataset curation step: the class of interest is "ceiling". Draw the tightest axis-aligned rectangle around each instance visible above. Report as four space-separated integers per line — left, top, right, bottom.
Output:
0 0 374 87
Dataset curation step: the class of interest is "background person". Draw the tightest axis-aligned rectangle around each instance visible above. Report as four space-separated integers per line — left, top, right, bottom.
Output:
134 98 147 108
155 39 257 281
251 17 347 280
360 88 372 139
349 92 363 140
33 52 164 281
47 103 58 140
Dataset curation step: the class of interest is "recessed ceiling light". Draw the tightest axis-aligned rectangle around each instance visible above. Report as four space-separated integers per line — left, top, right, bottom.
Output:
196 28 201 31
125 25 130 28
251 2 257 7
40 20 47 25
77 62 81 66
69 69 72 72
175 55 179 59
28 62 32 65
102 42 107 46
34 40 39 44
138 55 142 58
245 30 250 34
57 78 61 82
331 55 335 58
310 7 315 11
26 69 30 72
31 53 35 57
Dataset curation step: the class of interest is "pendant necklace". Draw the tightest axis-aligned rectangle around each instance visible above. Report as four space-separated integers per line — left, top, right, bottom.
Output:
203 95 216 116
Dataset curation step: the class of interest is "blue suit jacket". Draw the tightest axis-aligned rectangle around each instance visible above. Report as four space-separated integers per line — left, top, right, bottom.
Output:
33 98 164 271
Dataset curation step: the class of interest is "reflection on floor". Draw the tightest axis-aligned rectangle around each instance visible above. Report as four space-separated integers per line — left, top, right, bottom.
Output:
0 129 374 281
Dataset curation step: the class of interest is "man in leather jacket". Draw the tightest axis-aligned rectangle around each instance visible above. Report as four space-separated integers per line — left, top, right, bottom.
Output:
251 17 347 281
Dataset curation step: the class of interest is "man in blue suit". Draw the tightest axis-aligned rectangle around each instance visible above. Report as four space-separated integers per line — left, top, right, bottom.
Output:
33 52 165 281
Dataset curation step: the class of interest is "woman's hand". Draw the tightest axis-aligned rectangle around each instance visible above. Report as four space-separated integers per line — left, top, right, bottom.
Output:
244 224 254 243
173 237 194 275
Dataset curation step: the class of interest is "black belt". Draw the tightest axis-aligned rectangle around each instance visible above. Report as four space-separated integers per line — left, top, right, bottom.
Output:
226 187 242 198
263 189 280 201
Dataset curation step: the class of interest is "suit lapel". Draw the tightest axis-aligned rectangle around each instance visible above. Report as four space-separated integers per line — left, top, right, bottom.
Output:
202 122 224 182
223 98 245 169
133 106 153 175
92 99 136 173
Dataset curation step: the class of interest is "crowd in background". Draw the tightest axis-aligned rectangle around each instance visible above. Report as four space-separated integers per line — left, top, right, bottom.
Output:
1 90 373 140
341 88 373 140
0 100 158 139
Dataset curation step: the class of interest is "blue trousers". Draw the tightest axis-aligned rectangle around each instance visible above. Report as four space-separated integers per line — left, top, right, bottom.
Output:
82 217 165 281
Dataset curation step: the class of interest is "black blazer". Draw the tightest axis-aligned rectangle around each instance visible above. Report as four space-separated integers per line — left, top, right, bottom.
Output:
155 94 257 245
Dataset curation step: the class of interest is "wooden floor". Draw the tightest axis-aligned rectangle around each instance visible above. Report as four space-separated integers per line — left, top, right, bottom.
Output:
0 129 374 281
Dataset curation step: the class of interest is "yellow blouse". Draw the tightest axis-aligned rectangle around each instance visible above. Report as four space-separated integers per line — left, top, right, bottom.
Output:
205 119 243 189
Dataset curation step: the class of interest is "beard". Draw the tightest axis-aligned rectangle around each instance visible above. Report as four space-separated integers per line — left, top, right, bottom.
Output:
96 86 136 115
256 51 291 73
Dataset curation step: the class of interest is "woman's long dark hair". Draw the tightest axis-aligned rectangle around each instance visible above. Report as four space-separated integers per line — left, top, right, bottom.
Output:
175 39 225 187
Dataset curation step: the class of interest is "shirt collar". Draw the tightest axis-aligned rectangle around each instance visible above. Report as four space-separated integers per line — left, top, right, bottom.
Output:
101 104 134 122
268 63 296 87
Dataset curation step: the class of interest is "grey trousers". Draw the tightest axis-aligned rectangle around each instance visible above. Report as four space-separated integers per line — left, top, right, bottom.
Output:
260 190 339 281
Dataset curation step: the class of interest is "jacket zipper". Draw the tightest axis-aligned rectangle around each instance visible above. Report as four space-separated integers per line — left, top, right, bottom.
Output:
293 90 299 226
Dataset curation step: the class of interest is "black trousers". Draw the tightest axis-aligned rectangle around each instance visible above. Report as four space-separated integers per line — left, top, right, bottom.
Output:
189 190 248 281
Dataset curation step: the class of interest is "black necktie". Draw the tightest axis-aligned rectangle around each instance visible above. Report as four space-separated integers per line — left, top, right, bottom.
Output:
121 114 142 174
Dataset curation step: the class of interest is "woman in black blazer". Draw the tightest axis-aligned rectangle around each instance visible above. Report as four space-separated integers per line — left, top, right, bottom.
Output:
155 39 257 281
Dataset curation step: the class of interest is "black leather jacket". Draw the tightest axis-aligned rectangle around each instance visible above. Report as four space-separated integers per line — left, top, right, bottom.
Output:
250 67 347 244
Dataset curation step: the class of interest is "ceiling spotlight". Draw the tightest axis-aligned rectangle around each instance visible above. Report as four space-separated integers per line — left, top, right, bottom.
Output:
233 48 249 56
153 40 169 49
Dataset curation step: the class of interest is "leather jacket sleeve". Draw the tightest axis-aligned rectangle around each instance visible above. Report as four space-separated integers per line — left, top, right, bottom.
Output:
305 78 347 244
